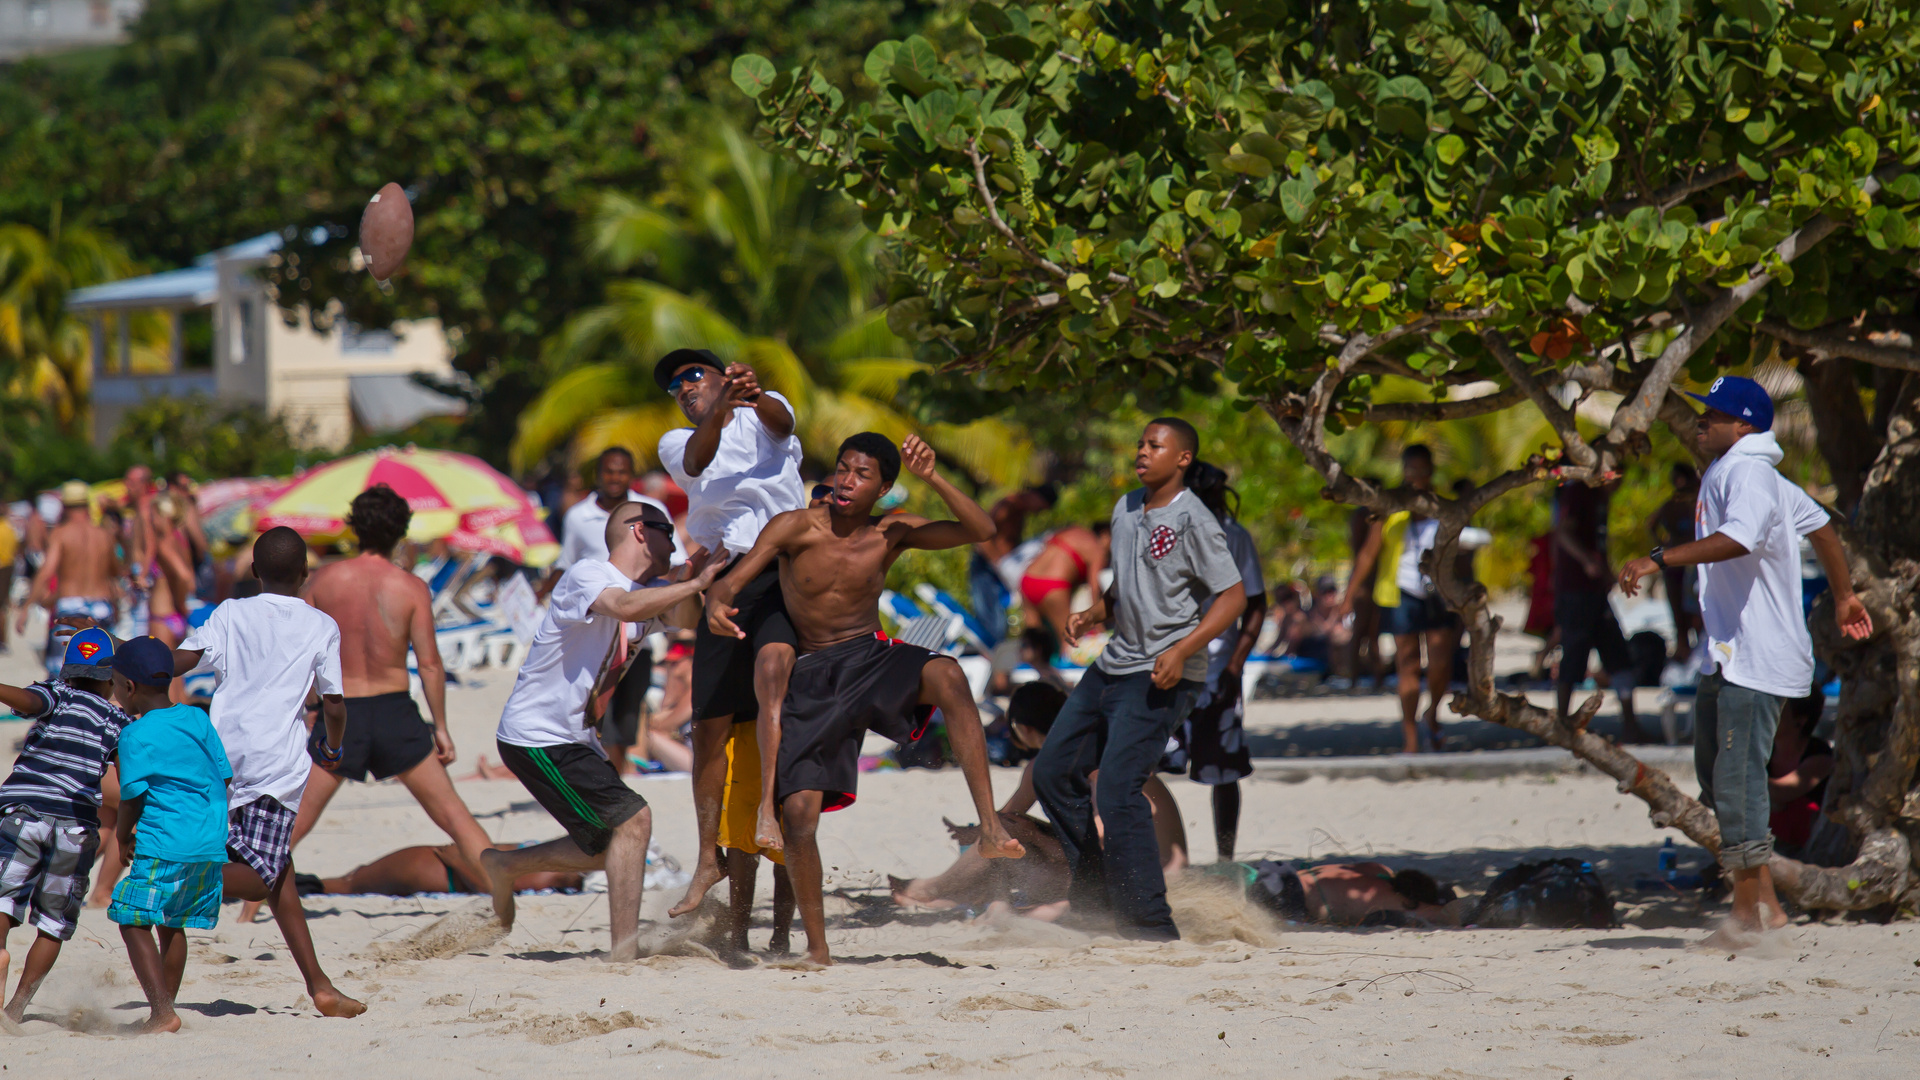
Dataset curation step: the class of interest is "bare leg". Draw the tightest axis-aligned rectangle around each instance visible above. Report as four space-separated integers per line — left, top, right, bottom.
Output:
1037 589 1074 647
753 644 795 851
604 808 652 961
1726 866 1766 934
769 864 794 954
0 915 11 1024
725 849 758 952
394 754 495 893
780 790 831 966
670 713 733 917
119 925 181 1034
921 657 1024 860
88 765 124 907
1756 864 1789 930
480 837 603 928
1423 626 1455 750
1392 633 1421 753
1615 682 1649 744
645 729 693 773
893 847 985 908
3 928 60 1024
1210 782 1240 861
252 765 344 925
226 860 364 1018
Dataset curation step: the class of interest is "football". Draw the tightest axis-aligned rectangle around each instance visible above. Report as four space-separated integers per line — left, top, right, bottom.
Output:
358 182 414 281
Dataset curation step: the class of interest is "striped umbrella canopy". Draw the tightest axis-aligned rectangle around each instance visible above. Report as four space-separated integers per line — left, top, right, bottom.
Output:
254 447 557 565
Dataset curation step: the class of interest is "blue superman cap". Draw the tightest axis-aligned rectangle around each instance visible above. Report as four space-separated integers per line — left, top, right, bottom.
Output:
1686 375 1773 432
60 627 115 682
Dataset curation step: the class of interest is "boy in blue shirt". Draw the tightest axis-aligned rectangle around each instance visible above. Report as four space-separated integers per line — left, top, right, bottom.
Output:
106 637 231 1034
0 627 131 1029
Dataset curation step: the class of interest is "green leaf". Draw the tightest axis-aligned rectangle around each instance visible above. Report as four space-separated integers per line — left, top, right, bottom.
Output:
1375 102 1427 138
864 41 900 87
1152 280 1181 298
1223 153 1273 177
967 2 1012 36
731 55 778 98
891 36 943 96
1279 178 1315 222
1435 134 1466 165
1379 75 1434 106
1323 270 1347 300
1212 207 1241 238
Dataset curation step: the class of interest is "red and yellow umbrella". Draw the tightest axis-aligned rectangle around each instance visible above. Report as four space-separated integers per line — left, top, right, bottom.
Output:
255 447 558 566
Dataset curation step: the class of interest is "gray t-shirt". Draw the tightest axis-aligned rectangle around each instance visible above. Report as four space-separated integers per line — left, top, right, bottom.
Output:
1098 488 1246 681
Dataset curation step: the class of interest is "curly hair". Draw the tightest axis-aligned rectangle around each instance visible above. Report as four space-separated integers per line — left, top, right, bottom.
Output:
347 483 412 556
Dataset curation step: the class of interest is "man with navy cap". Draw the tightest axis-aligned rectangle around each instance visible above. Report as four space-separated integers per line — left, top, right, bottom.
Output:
651 347 806 920
1621 375 1873 941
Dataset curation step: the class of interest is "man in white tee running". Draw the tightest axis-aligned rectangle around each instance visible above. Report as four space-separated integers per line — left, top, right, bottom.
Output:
651 347 806 918
483 502 725 960
1621 376 1872 939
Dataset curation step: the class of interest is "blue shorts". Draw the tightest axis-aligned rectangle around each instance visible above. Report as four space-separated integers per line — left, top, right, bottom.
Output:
1382 594 1458 636
109 857 223 929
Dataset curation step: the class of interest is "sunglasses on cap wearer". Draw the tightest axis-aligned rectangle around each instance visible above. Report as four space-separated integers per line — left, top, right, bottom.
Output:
666 366 714 396
629 517 677 545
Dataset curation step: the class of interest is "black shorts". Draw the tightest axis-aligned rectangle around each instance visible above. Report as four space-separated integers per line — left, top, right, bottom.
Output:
692 564 798 721
496 740 648 857
308 691 436 782
1383 593 1458 635
1246 860 1312 922
1556 588 1633 687
778 633 938 811
1180 673 1252 785
598 647 654 747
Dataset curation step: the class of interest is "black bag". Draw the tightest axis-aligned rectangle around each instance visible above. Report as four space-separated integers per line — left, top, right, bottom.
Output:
1466 858 1616 928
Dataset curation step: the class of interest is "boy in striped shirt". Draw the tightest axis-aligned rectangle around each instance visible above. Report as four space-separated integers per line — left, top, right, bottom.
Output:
0 628 131 1028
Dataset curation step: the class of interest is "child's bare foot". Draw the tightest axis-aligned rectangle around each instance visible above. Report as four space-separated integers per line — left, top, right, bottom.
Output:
753 808 785 853
137 1012 181 1034
669 860 725 918
802 947 834 968
974 824 1025 861
2 995 25 1026
767 928 791 956
310 984 367 1018
480 848 516 928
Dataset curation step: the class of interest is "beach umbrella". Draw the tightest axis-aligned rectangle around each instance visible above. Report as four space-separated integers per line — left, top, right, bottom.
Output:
254 446 556 563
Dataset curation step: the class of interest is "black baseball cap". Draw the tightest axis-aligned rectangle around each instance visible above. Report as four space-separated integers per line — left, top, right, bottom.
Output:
652 348 725 393
111 636 176 689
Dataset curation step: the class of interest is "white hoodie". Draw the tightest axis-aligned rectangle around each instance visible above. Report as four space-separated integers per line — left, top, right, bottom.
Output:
1695 431 1830 698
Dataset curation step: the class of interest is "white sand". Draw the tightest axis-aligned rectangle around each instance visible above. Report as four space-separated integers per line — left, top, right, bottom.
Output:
4 625 1917 1076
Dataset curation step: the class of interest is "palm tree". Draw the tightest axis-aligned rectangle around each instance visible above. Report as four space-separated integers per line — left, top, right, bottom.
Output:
512 121 1034 489
0 208 157 428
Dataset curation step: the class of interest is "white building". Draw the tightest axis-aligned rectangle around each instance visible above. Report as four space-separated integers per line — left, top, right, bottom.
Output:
67 233 467 451
0 0 142 59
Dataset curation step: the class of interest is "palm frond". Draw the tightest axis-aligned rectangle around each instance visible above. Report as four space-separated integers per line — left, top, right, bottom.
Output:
510 363 644 473
601 279 747 360
735 337 815 417
822 309 913 364
834 356 930 398
572 402 691 473
586 191 690 277
925 417 1039 490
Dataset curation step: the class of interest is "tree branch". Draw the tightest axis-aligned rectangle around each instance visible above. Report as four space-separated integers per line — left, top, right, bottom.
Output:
1481 327 1598 470
1362 384 1529 422
964 139 1068 280
1601 163 1746 216
1757 319 1920 373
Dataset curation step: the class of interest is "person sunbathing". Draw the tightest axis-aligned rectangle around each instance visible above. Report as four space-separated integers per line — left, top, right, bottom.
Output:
296 843 583 898
1225 859 1464 927
890 682 1188 914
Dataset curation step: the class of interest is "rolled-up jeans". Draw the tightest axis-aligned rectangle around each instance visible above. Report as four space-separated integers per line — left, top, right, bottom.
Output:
1693 672 1782 870
1032 666 1200 940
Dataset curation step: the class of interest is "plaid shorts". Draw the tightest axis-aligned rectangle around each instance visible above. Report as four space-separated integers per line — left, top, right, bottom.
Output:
227 796 296 886
0 806 100 941
109 857 223 929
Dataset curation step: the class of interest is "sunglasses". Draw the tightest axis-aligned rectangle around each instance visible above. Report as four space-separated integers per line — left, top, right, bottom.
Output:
630 517 677 544
666 367 711 395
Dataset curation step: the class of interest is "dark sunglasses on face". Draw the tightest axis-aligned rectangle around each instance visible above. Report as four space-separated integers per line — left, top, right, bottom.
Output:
630 518 677 544
667 367 710 395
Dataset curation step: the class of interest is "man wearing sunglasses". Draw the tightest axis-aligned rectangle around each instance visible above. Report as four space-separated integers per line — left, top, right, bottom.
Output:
652 347 806 920
486 501 727 959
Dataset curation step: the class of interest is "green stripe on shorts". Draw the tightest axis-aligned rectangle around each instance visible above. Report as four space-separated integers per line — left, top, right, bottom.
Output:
528 747 605 830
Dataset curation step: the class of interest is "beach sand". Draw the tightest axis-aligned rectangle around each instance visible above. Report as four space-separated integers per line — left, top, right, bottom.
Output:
3 629 1916 1077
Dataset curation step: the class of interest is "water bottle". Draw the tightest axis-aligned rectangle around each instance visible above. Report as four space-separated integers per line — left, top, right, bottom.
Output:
1658 837 1677 883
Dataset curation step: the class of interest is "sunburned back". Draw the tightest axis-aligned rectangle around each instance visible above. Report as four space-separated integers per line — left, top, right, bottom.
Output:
308 554 423 696
51 520 116 599
778 508 905 652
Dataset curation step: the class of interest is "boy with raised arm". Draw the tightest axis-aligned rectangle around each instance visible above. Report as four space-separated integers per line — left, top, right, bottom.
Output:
705 433 1023 966
482 502 728 960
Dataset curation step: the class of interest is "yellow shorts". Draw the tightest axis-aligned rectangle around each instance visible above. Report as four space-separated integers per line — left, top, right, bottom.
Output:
718 724 784 865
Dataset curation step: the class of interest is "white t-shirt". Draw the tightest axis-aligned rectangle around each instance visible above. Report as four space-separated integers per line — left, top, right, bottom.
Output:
657 391 805 557
1396 517 1440 599
556 491 670 571
1695 432 1830 698
496 559 669 750
181 593 344 811
1203 520 1268 685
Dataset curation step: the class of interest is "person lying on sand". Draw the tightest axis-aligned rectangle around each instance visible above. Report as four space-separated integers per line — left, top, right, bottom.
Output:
891 682 1187 915
295 843 583 898
1223 860 1464 927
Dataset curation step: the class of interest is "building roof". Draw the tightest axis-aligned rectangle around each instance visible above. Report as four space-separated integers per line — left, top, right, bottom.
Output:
65 232 287 313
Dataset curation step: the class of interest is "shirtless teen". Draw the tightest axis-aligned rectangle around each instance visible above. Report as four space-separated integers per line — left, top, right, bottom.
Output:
17 482 121 678
252 484 493 923
705 433 1023 966
1017 521 1110 646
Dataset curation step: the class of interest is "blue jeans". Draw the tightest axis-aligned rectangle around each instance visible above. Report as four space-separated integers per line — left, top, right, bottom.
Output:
1032 666 1201 939
967 552 1009 647
1694 672 1782 870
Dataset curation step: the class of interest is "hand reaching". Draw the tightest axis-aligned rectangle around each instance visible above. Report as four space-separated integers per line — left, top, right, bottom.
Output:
1617 556 1658 598
693 550 731 589
901 434 937 482
725 363 763 403
1836 593 1874 641
1063 606 1100 644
